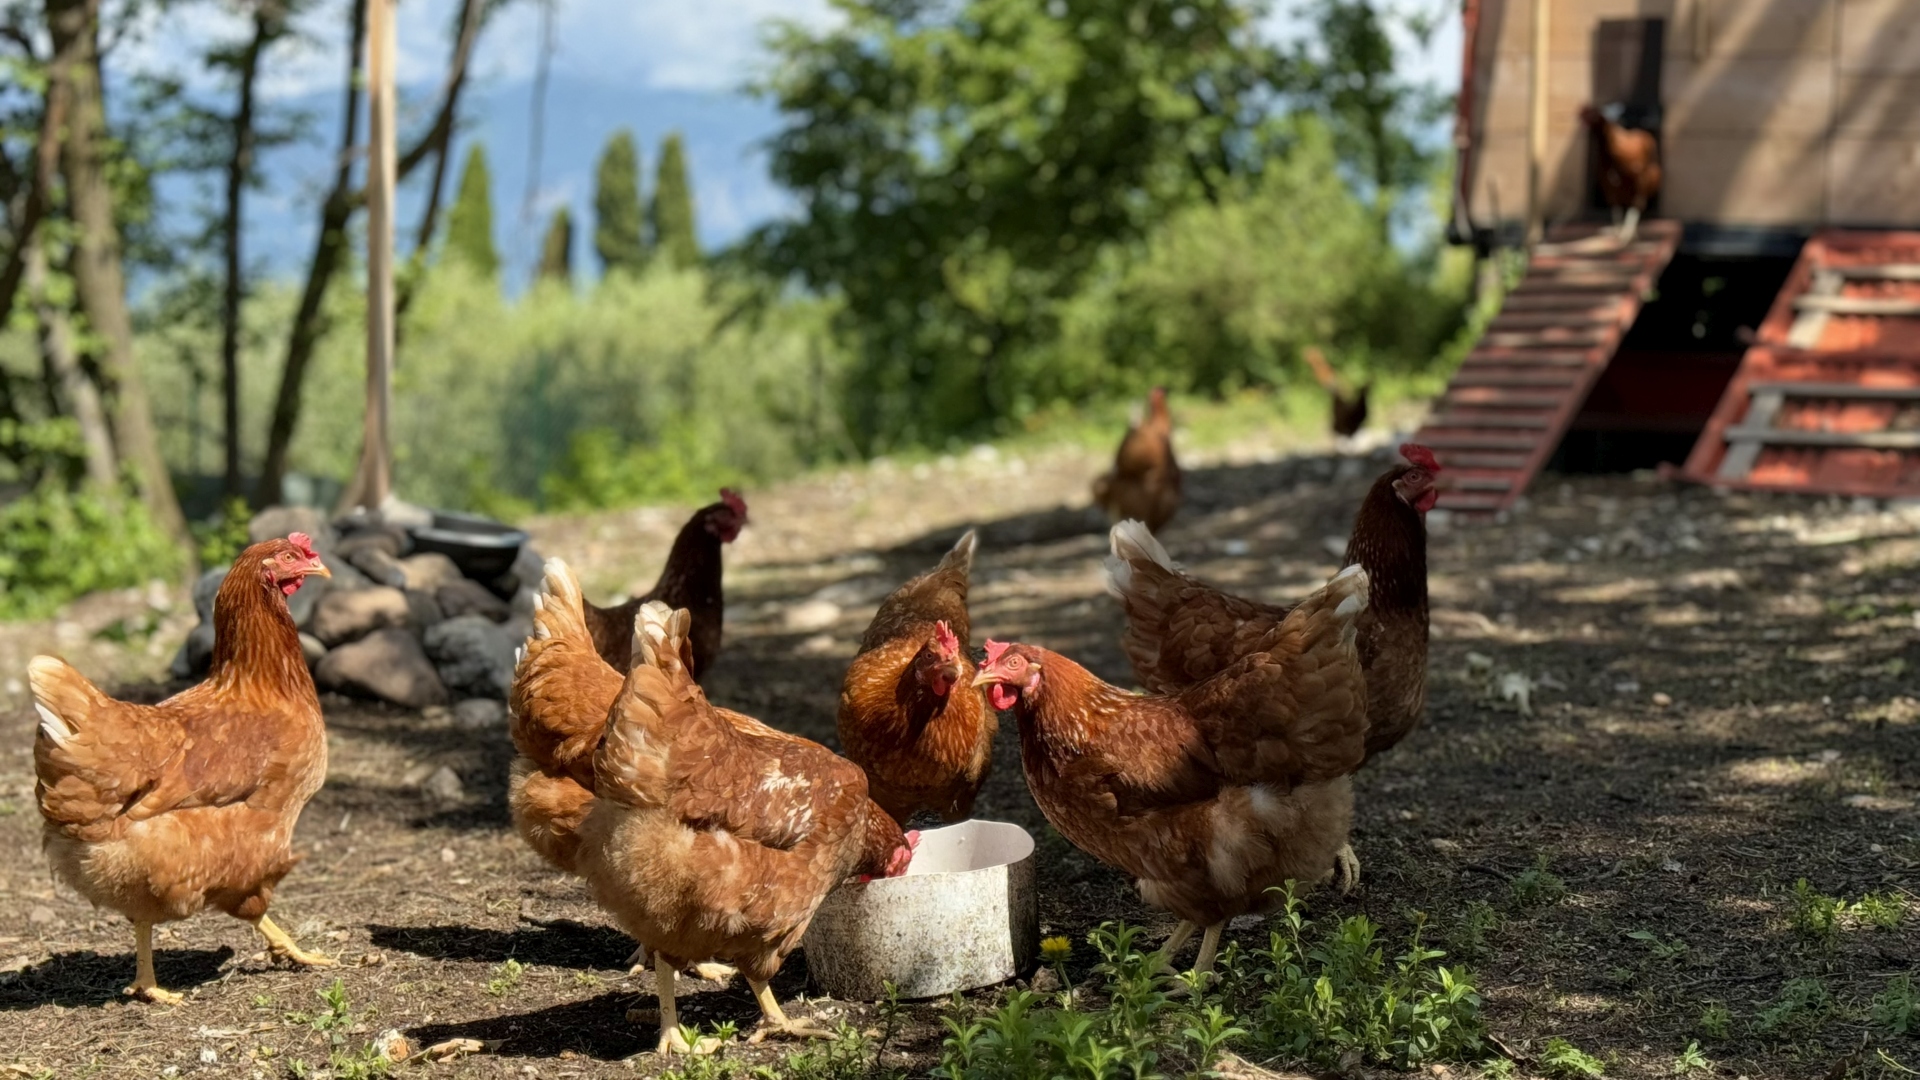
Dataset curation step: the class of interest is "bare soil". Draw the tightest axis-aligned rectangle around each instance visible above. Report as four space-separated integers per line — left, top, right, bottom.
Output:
1 437 1916 1078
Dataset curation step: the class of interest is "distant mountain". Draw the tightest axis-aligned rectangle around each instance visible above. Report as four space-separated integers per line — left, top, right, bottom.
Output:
156 73 794 293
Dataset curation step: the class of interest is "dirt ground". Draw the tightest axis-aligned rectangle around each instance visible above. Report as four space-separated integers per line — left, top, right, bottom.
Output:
1 433 1916 1079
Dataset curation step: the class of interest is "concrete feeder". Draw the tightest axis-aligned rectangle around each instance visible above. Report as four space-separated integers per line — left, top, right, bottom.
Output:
803 819 1037 1000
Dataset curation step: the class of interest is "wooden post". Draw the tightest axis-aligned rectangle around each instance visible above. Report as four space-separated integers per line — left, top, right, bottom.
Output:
1527 0 1549 246
343 0 396 514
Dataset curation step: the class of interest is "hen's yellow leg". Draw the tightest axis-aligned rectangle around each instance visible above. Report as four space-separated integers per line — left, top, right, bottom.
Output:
1153 920 1197 974
652 953 719 1055
1332 842 1362 895
125 922 184 1005
253 914 335 967
746 977 832 1043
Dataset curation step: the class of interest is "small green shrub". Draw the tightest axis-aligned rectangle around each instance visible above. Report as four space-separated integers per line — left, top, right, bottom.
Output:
485 958 524 997
1672 1041 1712 1074
1789 879 1846 941
1752 977 1832 1038
1450 900 1502 961
1856 892 1906 931
1508 856 1567 909
1541 1037 1604 1078
1696 1001 1731 1041
1874 974 1918 1035
0 482 182 620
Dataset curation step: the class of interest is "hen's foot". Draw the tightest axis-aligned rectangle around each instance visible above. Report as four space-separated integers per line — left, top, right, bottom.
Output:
656 1026 721 1056
690 962 736 984
254 915 336 968
1332 843 1361 896
124 983 184 1005
747 1017 835 1044
626 944 650 975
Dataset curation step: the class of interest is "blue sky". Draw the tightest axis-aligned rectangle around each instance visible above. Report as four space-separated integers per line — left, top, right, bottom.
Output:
120 0 1460 291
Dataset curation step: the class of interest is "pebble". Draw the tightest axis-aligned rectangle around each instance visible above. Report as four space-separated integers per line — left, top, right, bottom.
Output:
28 906 55 925
1651 692 1672 708
1428 838 1462 853
440 847 458 865
421 766 465 805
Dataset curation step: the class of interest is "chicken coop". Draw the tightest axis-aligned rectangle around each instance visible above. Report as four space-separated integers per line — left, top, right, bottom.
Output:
1424 0 1920 515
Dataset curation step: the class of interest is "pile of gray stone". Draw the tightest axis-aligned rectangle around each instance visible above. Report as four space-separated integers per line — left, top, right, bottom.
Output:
172 504 539 715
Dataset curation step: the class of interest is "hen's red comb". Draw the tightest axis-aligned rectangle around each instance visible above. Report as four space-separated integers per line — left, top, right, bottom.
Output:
933 620 960 657
983 639 1012 666
288 532 319 559
719 488 748 519
1399 443 1441 472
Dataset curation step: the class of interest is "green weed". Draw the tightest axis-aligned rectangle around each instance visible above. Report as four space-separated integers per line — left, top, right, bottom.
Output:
1874 974 1918 1035
485 958 524 997
1626 930 1687 962
1696 1002 1731 1041
1541 1037 1605 1078
1790 879 1847 941
1857 892 1906 930
1672 1041 1712 1074
1508 856 1568 909
286 978 353 1032
1479 1058 1517 1079
1450 900 1502 961
1751 977 1832 1038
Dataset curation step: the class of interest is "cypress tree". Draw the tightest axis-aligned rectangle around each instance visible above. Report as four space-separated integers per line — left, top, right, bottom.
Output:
593 129 646 275
538 206 573 283
445 143 499 278
650 132 699 269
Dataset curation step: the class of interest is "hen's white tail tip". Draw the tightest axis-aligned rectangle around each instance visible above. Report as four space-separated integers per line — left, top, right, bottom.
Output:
631 600 690 671
27 655 77 745
1104 520 1179 600
1328 565 1370 618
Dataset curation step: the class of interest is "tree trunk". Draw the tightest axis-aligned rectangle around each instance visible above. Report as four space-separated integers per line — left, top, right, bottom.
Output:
46 0 193 555
257 0 487 507
27 237 119 492
220 2 282 500
0 11 76 329
255 0 365 510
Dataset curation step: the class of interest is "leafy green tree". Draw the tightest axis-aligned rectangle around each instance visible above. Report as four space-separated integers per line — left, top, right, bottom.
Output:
537 205 572 283
752 0 1287 450
593 129 646 275
445 143 499 277
1281 0 1446 227
649 132 698 268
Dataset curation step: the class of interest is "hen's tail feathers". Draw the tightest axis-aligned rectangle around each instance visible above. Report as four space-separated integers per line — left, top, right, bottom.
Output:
1103 520 1176 598
28 655 97 748
1291 564 1371 652
939 529 979 576
516 558 592 678
631 601 695 680
596 602 689 808
1303 346 1341 393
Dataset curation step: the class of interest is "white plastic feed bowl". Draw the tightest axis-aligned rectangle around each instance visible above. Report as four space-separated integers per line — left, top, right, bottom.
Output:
803 819 1038 1000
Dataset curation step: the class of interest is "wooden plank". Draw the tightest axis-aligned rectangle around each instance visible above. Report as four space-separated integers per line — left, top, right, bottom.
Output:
1830 136 1920 226
1489 312 1618 330
1451 476 1517 491
1747 381 1920 400
1414 434 1544 451
1461 350 1595 367
1716 389 1784 480
1786 270 1843 348
1427 413 1556 429
1433 492 1508 511
1660 133 1829 225
1722 426 1920 450
1447 372 1583 388
1792 295 1920 316
1834 264 1920 281
1443 390 1570 407
1435 452 1532 469
1838 0 1920 75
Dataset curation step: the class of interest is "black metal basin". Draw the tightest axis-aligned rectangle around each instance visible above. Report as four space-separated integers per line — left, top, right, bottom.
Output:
407 511 529 582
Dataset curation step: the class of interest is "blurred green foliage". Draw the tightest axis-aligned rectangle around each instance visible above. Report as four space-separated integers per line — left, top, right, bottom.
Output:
651 132 699 270
751 0 1468 451
0 482 181 620
446 144 500 278
593 130 648 276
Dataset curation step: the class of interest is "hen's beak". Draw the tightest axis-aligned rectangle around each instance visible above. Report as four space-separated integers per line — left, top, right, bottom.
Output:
307 561 333 579
970 670 998 688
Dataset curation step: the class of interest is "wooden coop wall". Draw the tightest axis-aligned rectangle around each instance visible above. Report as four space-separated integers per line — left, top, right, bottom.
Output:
1464 0 1920 232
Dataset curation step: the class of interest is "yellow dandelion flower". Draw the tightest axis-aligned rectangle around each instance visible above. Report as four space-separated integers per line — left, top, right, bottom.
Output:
1040 936 1072 961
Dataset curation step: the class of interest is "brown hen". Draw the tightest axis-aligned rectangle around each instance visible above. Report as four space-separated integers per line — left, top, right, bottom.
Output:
837 530 995 825
33 534 334 1004
582 488 746 678
1104 444 1442 890
1580 105 1661 242
579 602 915 1054
1092 388 1181 532
973 565 1370 980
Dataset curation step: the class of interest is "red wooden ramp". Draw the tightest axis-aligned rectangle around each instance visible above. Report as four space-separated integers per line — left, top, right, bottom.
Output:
1414 220 1683 517
1681 231 1920 498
